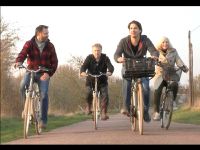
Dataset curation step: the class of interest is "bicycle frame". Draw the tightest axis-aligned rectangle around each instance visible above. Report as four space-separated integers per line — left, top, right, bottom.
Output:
88 72 106 130
19 65 50 138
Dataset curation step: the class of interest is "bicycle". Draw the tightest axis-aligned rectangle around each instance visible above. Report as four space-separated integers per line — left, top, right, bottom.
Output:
87 72 107 130
123 57 155 135
156 62 183 130
18 65 50 139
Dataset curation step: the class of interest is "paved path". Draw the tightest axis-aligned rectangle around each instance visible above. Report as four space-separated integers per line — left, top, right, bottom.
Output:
6 113 200 144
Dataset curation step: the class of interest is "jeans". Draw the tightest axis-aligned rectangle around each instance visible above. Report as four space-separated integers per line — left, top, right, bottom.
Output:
153 80 178 113
20 72 50 124
122 77 150 113
86 85 109 113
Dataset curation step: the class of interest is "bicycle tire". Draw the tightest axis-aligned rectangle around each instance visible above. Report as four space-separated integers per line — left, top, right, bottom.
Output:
32 92 41 135
97 92 101 120
23 96 31 139
130 90 137 132
137 83 144 135
161 91 173 130
93 95 98 130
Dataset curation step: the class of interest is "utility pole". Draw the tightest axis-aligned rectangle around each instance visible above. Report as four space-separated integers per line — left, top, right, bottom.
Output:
188 30 194 107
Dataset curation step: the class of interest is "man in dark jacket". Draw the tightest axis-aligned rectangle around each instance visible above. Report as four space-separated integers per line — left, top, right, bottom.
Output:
80 43 114 120
114 20 158 122
15 25 58 128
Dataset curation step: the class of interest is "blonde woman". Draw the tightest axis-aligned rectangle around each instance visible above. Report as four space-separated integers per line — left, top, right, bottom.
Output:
152 37 188 121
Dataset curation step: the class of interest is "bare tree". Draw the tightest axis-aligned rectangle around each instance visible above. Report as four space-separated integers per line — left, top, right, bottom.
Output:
1 17 20 117
1 17 19 76
67 55 84 71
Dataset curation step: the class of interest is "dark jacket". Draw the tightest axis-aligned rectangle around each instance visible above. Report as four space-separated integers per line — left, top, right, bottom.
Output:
114 35 158 62
80 53 114 88
16 36 58 77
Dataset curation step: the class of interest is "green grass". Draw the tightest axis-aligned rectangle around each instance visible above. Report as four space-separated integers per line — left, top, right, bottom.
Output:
0 113 90 144
172 107 200 125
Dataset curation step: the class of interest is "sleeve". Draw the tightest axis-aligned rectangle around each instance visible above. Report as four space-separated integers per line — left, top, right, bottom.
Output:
146 38 159 57
49 44 58 77
114 39 124 63
106 56 114 73
175 50 186 68
15 41 30 63
80 55 90 73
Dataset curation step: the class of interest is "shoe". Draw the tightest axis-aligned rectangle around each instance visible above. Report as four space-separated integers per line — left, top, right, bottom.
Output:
153 112 160 121
39 121 47 129
144 111 151 123
101 114 109 120
120 108 130 117
173 101 178 110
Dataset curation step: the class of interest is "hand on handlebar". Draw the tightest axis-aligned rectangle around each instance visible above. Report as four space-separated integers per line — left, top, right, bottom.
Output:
151 56 159 61
181 65 189 73
106 71 112 76
14 62 23 69
80 72 88 77
117 57 125 63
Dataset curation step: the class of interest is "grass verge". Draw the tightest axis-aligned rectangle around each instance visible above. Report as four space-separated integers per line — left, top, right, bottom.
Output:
1 113 90 144
172 107 200 125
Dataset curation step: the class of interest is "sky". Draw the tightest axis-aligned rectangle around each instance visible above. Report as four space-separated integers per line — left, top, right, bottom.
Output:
1 6 200 85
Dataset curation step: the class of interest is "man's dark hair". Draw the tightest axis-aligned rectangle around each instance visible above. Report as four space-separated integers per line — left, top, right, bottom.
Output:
128 20 142 33
35 25 48 36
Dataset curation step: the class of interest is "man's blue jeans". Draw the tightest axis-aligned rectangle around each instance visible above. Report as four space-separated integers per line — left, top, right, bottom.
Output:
20 72 50 124
122 76 150 113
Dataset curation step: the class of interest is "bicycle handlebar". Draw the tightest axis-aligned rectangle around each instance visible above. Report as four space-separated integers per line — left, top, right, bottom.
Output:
155 60 185 72
18 65 51 73
87 72 107 78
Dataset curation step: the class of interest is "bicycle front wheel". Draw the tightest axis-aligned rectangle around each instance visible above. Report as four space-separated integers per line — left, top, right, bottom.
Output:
161 91 173 130
23 96 31 139
32 93 41 134
93 96 98 130
130 91 137 132
137 83 144 135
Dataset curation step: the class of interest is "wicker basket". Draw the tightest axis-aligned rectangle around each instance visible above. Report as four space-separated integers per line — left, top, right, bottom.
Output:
123 57 155 78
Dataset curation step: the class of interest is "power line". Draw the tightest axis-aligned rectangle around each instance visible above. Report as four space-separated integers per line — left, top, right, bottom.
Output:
191 25 200 32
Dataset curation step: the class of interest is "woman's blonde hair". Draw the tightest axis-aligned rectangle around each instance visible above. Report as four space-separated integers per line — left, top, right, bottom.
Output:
156 36 173 51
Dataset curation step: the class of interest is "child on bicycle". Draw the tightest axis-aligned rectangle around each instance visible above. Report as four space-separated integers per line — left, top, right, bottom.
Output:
152 36 188 121
80 43 114 120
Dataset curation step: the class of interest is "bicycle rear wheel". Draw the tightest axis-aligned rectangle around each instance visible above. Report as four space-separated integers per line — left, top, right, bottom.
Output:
160 91 173 130
24 96 31 139
137 83 144 135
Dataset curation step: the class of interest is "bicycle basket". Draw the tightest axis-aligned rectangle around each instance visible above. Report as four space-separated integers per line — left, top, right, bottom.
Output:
123 57 155 78
162 67 182 82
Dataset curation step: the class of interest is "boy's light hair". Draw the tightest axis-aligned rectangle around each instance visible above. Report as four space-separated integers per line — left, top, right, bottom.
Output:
156 36 173 51
92 43 102 50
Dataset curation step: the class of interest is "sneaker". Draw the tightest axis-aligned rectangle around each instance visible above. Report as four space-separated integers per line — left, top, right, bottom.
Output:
153 112 160 121
144 111 151 123
173 101 178 110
